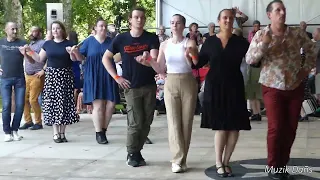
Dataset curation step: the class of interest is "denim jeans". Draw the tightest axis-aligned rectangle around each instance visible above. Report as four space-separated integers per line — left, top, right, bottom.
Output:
38 92 43 109
1 77 26 134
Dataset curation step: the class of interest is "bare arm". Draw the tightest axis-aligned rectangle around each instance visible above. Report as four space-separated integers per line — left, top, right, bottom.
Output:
27 48 47 63
43 61 47 69
149 41 167 74
72 47 86 61
24 54 35 64
186 39 199 65
102 50 118 78
70 53 77 61
114 53 122 63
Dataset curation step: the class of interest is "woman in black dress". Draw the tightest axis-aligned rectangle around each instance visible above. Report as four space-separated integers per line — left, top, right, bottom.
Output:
195 9 251 177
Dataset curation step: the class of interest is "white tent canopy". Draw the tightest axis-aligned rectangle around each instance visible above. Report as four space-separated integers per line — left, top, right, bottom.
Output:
156 0 320 36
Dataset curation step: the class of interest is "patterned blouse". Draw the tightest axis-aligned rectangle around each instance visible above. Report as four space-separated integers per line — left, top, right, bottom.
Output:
245 25 316 90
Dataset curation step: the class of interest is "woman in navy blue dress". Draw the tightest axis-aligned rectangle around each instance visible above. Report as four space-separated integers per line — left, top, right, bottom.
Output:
74 17 120 144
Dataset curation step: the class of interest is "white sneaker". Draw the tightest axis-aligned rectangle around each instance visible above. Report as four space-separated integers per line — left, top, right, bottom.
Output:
172 163 183 173
12 131 23 141
4 134 13 142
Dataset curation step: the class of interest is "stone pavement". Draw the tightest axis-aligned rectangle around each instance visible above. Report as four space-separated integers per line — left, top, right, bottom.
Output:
0 114 320 180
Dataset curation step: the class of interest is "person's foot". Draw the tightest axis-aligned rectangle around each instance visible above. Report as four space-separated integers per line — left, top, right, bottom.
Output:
154 110 159 117
282 172 295 180
30 124 43 130
126 153 140 167
299 115 308 122
216 164 227 177
268 172 286 180
19 122 34 130
224 165 234 177
102 128 109 144
60 133 68 142
247 109 253 117
53 134 62 143
96 132 108 144
145 137 153 144
172 163 183 173
251 114 262 121
12 131 23 141
4 134 13 142
137 152 146 166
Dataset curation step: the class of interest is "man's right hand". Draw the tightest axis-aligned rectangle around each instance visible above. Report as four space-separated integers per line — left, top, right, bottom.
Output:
34 70 45 78
115 76 131 89
262 30 272 44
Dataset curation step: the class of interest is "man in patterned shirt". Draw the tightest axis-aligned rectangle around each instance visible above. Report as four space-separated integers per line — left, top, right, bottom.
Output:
245 1 316 179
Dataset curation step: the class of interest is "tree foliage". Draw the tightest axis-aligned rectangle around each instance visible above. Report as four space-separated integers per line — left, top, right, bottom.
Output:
0 0 156 40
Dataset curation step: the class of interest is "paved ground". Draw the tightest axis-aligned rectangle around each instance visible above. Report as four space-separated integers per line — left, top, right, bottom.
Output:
0 114 320 180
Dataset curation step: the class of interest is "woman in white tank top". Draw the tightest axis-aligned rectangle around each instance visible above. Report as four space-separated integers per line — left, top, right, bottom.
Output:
136 14 199 173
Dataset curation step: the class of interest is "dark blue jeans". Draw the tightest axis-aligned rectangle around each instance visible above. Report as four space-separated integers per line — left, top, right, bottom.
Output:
1 77 26 134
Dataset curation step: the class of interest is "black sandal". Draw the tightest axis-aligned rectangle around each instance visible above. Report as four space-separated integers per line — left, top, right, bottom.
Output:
216 165 227 177
60 133 68 143
53 134 62 143
224 165 234 177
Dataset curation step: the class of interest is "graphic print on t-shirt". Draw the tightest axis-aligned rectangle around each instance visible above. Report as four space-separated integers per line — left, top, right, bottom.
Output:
123 43 149 57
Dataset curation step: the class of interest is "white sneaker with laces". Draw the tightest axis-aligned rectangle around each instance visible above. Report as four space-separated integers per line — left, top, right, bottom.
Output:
4 134 13 142
12 131 23 141
172 163 183 173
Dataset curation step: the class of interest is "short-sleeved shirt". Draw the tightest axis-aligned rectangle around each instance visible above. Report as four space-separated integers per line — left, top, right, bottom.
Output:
42 40 75 68
0 38 27 78
25 39 46 75
108 31 160 88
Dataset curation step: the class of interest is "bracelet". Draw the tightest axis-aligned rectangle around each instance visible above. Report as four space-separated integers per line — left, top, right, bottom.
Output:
28 51 35 55
191 55 198 60
114 75 120 80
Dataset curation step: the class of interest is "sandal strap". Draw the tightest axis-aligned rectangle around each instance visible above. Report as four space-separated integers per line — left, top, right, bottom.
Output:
53 134 60 138
216 165 225 170
224 165 233 173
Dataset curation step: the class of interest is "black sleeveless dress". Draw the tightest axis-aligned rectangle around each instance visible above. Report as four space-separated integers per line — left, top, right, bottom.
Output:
197 34 251 130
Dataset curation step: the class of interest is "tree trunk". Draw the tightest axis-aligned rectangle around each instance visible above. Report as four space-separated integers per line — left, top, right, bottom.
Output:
62 0 72 33
3 0 24 36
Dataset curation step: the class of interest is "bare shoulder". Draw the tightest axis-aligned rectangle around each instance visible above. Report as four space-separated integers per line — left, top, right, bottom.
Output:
160 39 169 50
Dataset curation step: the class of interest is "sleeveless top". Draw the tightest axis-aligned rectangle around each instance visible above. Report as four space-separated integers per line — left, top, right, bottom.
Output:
164 38 192 73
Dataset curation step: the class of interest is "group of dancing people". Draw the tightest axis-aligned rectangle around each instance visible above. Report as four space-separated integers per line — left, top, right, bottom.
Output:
0 1 317 179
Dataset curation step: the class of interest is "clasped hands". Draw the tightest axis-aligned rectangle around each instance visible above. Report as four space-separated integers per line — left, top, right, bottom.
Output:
65 45 79 55
18 45 31 56
135 51 152 64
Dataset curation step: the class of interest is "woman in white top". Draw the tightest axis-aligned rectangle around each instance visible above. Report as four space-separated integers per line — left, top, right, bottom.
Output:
136 14 198 173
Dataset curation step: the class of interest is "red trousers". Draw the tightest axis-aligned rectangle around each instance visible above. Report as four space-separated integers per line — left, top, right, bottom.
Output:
262 84 304 168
